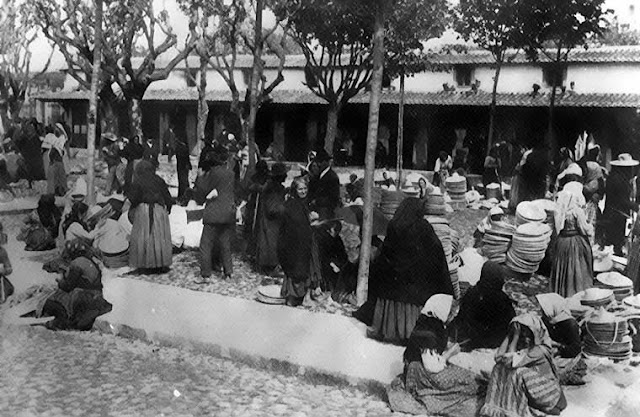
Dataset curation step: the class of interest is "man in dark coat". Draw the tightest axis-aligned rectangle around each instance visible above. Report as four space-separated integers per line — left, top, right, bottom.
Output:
142 136 160 168
254 163 287 274
603 154 639 255
308 149 341 220
175 134 192 203
194 144 236 280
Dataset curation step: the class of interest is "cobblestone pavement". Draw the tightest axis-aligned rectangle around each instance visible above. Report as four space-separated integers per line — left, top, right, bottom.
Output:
0 326 394 417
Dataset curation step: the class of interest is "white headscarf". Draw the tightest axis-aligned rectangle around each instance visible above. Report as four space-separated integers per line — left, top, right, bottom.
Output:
554 181 586 232
536 293 573 324
421 294 453 324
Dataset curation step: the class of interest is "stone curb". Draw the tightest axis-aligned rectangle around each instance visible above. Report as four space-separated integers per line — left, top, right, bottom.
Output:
93 317 388 398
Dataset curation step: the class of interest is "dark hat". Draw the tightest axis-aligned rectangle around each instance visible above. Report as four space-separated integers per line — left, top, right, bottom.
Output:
314 149 333 163
208 144 229 166
270 162 289 178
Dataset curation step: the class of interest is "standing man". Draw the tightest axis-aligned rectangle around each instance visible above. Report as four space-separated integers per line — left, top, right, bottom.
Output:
142 136 160 169
308 149 341 221
603 153 639 256
175 134 192 204
163 123 177 163
194 144 236 281
101 133 123 196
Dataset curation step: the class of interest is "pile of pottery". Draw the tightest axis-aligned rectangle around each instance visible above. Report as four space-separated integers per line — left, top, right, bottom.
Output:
448 261 461 300
505 222 552 274
427 216 453 261
424 191 447 216
445 174 467 205
595 272 634 302
380 188 406 220
582 308 633 362
485 183 501 200
482 221 516 264
515 201 547 226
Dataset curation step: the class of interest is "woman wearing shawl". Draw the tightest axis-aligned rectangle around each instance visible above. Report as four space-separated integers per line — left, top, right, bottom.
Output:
387 294 483 416
480 314 567 417
62 202 101 243
278 177 322 306
126 160 173 272
551 181 594 297
536 293 586 386
46 148 67 197
354 198 453 345
454 261 515 349
255 163 287 274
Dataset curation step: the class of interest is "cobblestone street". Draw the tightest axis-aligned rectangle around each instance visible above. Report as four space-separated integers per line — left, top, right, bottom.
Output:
0 326 393 417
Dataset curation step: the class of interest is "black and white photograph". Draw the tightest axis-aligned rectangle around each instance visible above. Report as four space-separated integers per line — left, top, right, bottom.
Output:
1 0 640 415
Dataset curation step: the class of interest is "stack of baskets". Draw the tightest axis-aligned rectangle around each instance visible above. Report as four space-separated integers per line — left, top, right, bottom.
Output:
505 222 552 274
424 192 447 216
582 309 633 362
515 201 547 226
380 188 406 220
445 174 467 210
448 260 461 300
595 272 634 302
485 183 501 200
427 216 453 261
482 221 516 264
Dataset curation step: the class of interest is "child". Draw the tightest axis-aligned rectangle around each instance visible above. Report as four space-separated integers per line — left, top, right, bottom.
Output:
0 222 14 302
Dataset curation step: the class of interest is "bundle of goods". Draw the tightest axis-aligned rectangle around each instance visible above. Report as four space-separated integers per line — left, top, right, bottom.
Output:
427 216 453 261
595 272 634 302
448 260 461 300
505 222 552 274
582 309 632 362
515 201 546 226
482 221 516 264
485 183 501 201
256 285 286 305
445 174 467 209
531 199 557 229
424 192 447 216
379 188 406 220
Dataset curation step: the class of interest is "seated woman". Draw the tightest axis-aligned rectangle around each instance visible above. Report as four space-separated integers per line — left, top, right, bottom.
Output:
480 314 567 417
42 240 112 331
61 202 100 244
354 198 453 345
536 293 586 385
387 294 483 416
453 261 515 350
92 218 130 269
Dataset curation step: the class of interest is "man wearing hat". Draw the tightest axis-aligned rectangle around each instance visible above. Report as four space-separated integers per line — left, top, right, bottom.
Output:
308 149 341 220
194 144 236 281
603 153 639 255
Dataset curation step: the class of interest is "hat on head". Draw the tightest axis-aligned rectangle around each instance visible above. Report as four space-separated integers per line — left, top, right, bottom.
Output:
314 149 333 163
610 153 639 167
102 132 118 142
269 162 289 179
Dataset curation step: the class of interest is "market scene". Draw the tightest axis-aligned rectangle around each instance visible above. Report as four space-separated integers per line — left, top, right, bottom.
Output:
1 0 640 416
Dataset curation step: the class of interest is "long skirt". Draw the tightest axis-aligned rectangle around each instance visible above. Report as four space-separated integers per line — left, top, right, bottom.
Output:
129 203 172 269
551 232 593 297
367 298 421 345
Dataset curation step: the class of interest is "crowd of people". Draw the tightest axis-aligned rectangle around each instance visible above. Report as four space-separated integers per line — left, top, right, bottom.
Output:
3 118 640 416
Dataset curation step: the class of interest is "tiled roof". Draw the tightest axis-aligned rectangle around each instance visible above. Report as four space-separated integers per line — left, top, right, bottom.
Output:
430 46 640 65
32 88 640 108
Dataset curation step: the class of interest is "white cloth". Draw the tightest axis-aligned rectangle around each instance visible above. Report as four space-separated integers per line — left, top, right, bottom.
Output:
421 294 453 324
536 293 572 325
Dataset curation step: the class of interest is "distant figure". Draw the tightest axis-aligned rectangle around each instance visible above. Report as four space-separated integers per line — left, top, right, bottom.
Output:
142 136 160 168
308 149 341 221
254 163 287 274
163 123 177 162
175 134 192 203
120 135 144 194
433 151 452 188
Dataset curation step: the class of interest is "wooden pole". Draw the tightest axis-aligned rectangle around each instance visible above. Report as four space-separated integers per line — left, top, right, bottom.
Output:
356 0 386 306
396 68 405 186
86 0 103 206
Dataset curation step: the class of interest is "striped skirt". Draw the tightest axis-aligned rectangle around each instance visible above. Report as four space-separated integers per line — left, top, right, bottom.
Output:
129 203 172 269
367 298 422 345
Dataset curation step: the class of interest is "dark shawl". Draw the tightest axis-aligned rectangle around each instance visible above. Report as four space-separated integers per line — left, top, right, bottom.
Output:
37 194 62 236
369 198 453 306
255 180 286 268
127 160 173 210
455 261 515 349
278 196 313 279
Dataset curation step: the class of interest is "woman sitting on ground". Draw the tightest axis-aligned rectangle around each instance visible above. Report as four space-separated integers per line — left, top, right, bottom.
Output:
453 261 515 350
61 201 101 244
480 313 567 417
353 198 453 345
536 293 586 385
387 294 483 416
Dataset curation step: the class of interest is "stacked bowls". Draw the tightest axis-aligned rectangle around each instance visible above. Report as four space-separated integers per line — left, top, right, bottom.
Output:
515 201 546 226
582 310 632 362
485 183 501 200
482 221 516 264
449 261 461 300
427 216 453 261
595 272 634 302
505 222 552 274
380 189 406 220
424 193 447 216
445 174 467 206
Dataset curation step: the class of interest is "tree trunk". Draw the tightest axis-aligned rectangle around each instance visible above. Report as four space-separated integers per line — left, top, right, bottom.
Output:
129 97 144 140
86 0 103 206
324 104 340 155
245 0 264 174
356 1 386 306
487 60 502 156
396 69 405 185
197 55 209 149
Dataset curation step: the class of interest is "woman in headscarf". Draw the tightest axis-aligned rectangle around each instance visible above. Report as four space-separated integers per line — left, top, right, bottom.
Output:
255 163 287 274
126 160 173 272
536 293 586 386
453 261 516 350
353 198 453 345
62 202 100 243
278 177 322 306
480 314 567 417
46 148 67 197
551 181 593 297
581 146 606 245
387 294 483 416
92 216 130 269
